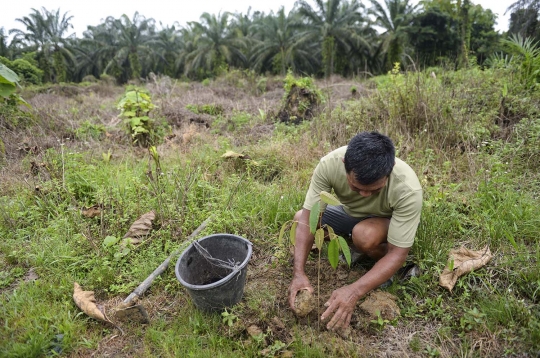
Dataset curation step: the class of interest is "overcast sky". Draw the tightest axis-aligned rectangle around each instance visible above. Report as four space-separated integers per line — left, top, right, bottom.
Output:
1 0 514 38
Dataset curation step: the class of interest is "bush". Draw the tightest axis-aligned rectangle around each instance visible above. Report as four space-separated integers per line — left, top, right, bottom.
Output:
0 56 43 85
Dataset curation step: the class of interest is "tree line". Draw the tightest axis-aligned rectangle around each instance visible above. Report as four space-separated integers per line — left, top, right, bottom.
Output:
0 0 536 85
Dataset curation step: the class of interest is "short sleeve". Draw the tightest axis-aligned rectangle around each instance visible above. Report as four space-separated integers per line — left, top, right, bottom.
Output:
387 189 423 248
303 161 332 210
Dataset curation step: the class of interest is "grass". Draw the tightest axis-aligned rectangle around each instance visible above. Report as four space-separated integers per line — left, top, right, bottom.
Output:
1 65 540 357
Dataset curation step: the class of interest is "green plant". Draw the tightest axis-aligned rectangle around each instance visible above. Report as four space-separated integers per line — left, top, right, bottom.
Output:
424 345 440 357
221 309 238 327
0 63 29 107
117 86 156 146
0 56 43 85
370 310 390 330
185 103 224 116
75 120 106 141
460 307 486 332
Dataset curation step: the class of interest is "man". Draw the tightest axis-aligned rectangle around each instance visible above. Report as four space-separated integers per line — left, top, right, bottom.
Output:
288 131 422 331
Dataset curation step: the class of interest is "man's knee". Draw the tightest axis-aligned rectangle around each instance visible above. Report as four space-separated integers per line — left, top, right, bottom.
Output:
351 218 389 251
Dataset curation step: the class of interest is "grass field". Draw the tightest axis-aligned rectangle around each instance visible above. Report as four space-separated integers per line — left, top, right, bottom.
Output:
1 65 539 357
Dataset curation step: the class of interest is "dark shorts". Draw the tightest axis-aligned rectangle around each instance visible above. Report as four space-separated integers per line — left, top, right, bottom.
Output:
320 205 371 239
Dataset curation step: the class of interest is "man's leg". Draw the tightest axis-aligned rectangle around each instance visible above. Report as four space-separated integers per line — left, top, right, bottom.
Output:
351 218 390 260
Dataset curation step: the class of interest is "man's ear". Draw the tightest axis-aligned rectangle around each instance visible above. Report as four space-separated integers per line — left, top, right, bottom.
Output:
341 158 345 163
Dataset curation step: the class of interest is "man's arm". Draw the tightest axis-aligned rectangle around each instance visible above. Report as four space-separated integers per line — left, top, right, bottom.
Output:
321 243 410 330
287 208 315 311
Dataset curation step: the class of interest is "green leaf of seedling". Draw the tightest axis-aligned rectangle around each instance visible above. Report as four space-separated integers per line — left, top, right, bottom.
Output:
309 202 320 234
122 110 136 117
338 236 351 267
328 239 339 269
326 225 336 240
290 221 298 246
315 228 325 250
320 191 341 206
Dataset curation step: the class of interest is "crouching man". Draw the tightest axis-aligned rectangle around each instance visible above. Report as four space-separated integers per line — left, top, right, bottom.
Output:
288 131 422 330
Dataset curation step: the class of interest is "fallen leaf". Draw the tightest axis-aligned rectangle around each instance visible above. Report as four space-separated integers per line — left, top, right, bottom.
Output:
123 211 155 239
82 205 102 218
73 282 112 323
439 246 492 291
221 150 245 159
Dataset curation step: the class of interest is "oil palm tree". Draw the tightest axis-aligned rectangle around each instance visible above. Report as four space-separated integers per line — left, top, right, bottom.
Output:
10 7 76 82
88 12 156 83
368 0 418 70
297 0 369 77
184 12 247 79
250 8 317 75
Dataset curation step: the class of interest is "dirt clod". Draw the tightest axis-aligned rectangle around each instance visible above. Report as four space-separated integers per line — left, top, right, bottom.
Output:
359 290 400 320
247 325 263 339
294 289 315 317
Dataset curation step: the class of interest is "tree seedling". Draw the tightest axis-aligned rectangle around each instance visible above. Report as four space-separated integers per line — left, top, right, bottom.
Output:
279 191 352 325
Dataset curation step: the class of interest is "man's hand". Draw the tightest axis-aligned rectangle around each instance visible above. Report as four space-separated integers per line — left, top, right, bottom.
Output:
288 273 313 312
321 284 360 331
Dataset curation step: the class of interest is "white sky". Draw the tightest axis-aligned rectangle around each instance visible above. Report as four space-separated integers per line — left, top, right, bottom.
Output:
1 0 514 39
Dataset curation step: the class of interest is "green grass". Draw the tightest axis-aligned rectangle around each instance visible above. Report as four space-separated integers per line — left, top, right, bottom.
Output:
1 65 540 357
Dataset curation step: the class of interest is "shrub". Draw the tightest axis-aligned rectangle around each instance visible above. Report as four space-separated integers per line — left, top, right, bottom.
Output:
0 56 43 85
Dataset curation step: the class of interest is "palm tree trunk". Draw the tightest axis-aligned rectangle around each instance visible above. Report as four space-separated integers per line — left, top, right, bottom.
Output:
458 0 471 68
323 36 335 78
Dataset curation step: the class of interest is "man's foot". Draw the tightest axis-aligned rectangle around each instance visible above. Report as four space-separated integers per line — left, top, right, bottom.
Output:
339 250 363 265
379 263 420 289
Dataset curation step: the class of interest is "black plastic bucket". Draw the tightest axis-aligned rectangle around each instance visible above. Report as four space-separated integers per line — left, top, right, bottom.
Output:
175 234 253 312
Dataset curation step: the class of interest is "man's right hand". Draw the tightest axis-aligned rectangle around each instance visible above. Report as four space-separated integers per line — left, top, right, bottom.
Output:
288 273 313 312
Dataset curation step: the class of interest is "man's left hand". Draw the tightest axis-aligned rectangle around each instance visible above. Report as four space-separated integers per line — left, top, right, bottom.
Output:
321 284 360 331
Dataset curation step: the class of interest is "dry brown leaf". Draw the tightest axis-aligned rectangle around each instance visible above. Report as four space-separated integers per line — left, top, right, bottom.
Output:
221 150 245 159
439 246 492 291
73 282 111 323
123 211 155 239
82 205 102 218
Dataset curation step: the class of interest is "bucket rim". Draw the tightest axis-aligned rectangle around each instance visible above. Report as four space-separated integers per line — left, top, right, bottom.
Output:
175 233 253 291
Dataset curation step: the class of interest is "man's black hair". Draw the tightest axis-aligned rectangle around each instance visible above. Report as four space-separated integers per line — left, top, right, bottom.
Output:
343 131 395 185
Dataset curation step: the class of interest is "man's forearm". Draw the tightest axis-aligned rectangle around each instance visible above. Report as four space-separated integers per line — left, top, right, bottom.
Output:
293 209 315 275
350 245 409 298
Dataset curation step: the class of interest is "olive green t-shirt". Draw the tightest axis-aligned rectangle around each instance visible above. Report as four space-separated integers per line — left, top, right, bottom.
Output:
303 146 422 248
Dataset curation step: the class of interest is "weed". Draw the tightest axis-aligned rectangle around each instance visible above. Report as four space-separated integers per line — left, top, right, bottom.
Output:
370 310 390 330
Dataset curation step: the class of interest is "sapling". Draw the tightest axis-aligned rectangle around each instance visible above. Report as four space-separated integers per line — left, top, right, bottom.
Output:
117 87 155 146
279 191 352 323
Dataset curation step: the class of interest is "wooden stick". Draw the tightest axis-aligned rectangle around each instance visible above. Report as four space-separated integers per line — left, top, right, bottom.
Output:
122 216 213 305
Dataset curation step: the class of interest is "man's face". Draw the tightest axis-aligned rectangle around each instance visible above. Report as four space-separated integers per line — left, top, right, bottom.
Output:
346 172 388 197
